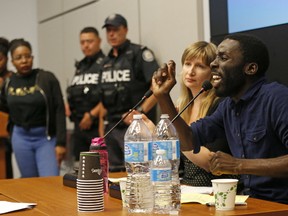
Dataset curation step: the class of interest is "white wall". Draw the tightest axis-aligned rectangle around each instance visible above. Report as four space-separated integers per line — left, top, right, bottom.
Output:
0 0 38 70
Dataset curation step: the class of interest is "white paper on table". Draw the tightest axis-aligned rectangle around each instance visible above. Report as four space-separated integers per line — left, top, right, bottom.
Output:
0 201 37 214
181 193 249 205
181 185 213 195
108 177 127 183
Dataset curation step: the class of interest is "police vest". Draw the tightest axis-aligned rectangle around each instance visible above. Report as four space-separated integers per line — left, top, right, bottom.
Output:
100 43 151 118
67 53 104 120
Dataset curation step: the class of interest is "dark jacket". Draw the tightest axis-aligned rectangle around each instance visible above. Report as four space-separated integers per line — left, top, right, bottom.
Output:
0 69 66 147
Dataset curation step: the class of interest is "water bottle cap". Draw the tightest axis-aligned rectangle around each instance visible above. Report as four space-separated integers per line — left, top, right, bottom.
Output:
133 114 142 119
90 137 107 150
160 114 169 119
156 149 166 155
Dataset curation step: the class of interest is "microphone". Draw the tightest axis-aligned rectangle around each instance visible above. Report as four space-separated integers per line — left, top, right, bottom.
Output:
103 89 153 138
170 80 213 123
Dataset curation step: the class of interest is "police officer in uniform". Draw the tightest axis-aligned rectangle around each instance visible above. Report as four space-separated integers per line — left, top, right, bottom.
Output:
66 27 105 161
100 14 159 172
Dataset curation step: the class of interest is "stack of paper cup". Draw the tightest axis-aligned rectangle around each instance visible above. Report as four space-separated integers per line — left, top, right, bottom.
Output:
77 152 104 212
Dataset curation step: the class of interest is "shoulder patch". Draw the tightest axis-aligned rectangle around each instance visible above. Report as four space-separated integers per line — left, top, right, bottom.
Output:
142 49 154 62
96 57 104 64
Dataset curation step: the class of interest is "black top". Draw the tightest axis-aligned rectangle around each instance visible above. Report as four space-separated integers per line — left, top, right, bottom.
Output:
67 50 105 121
0 69 66 147
6 70 46 128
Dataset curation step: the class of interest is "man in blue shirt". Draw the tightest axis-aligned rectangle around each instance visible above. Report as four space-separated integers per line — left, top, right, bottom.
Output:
151 34 288 204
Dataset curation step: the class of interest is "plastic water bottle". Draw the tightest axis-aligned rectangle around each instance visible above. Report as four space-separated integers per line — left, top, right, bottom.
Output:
124 114 153 213
151 149 172 214
149 113 181 212
90 137 109 193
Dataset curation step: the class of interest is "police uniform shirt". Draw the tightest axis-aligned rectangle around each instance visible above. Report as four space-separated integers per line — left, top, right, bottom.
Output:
99 40 159 121
67 50 105 120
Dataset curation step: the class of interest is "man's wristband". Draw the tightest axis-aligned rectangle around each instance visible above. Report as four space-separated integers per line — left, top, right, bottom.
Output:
136 106 145 114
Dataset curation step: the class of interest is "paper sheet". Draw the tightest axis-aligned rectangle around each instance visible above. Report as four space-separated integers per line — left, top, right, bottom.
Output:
0 201 37 214
181 193 249 205
108 177 127 183
181 185 213 195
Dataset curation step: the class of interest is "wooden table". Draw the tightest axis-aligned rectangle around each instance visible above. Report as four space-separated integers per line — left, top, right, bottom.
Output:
0 174 288 216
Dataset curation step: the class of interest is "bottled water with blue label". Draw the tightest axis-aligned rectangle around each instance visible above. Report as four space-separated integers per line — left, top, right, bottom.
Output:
151 149 172 214
149 114 181 212
124 114 153 213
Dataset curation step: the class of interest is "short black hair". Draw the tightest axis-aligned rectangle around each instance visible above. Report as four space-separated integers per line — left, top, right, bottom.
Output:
224 33 269 76
9 38 32 55
0 37 9 56
80 27 99 37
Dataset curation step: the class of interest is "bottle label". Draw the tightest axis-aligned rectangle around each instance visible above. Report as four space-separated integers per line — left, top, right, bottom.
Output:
151 168 172 182
124 141 150 162
148 140 180 160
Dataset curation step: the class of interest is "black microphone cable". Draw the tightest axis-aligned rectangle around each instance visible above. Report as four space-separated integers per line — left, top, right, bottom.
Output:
170 80 213 123
103 89 153 138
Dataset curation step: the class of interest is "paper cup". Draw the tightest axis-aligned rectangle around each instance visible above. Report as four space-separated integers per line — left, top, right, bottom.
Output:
119 180 128 208
211 179 238 211
78 152 102 180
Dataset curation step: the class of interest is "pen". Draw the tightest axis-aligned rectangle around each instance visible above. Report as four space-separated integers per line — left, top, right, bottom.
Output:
206 202 214 207
206 202 247 207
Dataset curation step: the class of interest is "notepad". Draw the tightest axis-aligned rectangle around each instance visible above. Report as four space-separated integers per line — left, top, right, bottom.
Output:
0 201 37 214
108 177 127 183
181 193 249 205
181 185 213 195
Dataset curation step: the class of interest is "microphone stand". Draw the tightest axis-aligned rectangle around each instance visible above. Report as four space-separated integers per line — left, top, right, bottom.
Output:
170 80 213 123
170 88 205 123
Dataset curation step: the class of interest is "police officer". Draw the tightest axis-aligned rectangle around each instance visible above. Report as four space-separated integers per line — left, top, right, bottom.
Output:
66 27 105 161
100 14 159 172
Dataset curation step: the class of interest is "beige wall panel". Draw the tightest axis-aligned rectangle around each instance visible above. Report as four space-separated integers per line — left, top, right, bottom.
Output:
63 0 97 11
139 0 204 103
38 17 65 92
37 0 62 22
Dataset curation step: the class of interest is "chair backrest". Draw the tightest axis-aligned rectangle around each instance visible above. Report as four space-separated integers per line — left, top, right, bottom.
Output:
0 111 8 138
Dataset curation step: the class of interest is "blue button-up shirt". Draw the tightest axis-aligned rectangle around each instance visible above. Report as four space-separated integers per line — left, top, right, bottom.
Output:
191 77 288 203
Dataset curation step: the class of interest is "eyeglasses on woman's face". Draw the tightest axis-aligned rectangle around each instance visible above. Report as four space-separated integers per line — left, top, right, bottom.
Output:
12 54 33 61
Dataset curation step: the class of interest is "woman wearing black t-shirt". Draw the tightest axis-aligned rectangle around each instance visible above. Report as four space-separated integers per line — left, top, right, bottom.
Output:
0 38 66 177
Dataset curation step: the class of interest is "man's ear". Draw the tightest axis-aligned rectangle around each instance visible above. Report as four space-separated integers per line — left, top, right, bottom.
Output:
244 62 258 75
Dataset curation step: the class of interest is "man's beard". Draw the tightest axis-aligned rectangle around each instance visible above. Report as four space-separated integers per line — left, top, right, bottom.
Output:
215 68 246 98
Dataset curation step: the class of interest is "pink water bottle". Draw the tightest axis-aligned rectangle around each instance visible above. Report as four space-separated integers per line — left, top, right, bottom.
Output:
90 137 109 193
